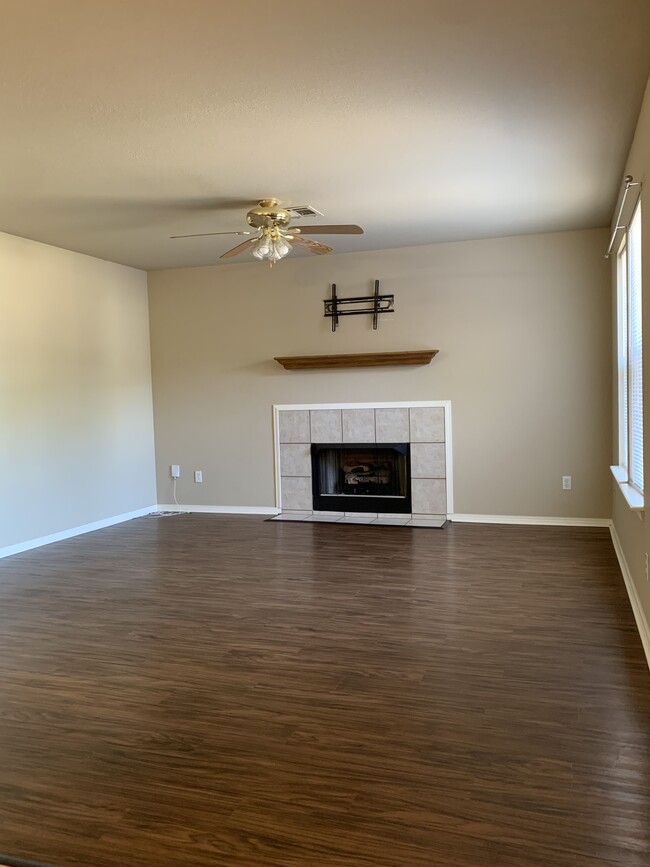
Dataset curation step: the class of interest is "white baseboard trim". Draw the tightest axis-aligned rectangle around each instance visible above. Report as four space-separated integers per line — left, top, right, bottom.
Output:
609 523 650 671
0 505 157 560
156 504 280 516
449 513 611 527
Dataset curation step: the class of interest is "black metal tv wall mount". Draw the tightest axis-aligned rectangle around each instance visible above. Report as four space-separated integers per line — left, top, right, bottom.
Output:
323 280 394 331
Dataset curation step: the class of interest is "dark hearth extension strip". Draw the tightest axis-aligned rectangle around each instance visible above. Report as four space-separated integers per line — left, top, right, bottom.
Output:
0 855 58 867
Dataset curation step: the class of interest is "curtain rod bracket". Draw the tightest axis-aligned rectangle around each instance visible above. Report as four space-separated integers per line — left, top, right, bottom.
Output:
605 175 642 258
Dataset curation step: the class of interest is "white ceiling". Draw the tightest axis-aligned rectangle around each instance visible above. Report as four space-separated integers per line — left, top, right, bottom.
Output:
0 0 649 270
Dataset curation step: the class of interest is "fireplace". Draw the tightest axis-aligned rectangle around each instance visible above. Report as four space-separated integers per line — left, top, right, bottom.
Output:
275 404 449 521
311 443 411 513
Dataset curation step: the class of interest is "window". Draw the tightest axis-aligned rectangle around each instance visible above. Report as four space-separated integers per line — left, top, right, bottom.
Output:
613 201 643 509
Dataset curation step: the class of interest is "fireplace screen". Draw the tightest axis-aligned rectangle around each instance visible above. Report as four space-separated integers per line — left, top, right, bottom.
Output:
311 443 411 513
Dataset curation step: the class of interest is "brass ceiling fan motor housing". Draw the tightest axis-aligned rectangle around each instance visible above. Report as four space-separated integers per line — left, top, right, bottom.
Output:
246 199 292 230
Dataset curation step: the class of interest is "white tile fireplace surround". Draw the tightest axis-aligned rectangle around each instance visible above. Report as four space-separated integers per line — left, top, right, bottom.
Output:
272 402 452 526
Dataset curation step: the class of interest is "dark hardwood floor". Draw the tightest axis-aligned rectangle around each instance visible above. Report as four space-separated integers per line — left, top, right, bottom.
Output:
0 515 648 866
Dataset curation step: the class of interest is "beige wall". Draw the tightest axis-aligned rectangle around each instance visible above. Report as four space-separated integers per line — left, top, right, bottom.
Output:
611 73 650 631
0 232 156 551
148 228 611 517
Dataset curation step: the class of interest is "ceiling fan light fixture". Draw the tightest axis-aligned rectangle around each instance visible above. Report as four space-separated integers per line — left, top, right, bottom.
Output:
252 235 271 259
274 237 292 257
250 228 292 265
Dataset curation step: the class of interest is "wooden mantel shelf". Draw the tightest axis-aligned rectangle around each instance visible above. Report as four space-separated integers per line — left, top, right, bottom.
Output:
274 350 438 370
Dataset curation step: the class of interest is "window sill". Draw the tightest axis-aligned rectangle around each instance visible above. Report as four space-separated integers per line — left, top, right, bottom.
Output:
610 465 645 511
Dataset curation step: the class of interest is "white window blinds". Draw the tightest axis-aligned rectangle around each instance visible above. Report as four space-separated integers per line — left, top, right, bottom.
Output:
617 245 628 470
627 204 643 493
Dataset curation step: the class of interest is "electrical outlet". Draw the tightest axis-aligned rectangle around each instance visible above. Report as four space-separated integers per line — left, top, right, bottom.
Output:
170 465 180 479
194 470 203 483
562 475 572 490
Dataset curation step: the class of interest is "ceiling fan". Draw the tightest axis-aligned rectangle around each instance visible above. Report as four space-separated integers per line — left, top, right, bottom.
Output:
170 199 364 265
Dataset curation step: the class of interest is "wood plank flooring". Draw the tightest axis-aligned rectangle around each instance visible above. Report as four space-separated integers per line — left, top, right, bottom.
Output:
0 515 648 866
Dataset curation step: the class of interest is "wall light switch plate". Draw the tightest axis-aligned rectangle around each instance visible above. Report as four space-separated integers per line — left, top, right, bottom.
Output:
194 470 203 483
171 465 180 479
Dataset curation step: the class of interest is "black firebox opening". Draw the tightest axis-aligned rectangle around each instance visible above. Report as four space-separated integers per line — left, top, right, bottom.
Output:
311 443 411 514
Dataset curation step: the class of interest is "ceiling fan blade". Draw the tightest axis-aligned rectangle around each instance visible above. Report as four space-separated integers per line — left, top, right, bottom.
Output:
170 230 252 239
293 224 364 235
292 236 333 255
220 238 257 259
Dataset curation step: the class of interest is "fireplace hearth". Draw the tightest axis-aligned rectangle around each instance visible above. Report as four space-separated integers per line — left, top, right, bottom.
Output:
311 443 411 513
